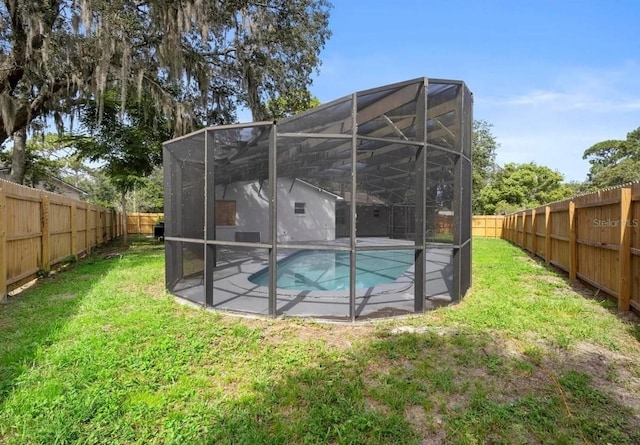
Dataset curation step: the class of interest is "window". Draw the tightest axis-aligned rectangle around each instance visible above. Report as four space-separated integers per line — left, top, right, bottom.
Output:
215 200 236 226
294 202 306 215
373 208 380 217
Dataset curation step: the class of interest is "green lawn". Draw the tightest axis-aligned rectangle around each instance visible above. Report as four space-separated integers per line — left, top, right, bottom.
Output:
1 237 639 444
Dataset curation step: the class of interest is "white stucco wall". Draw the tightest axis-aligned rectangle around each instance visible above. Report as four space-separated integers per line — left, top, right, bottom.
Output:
214 178 336 243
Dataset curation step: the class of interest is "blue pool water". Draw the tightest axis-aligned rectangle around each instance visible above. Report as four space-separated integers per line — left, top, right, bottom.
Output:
248 250 414 291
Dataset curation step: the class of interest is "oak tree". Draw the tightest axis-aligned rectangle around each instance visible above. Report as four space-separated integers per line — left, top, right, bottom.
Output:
0 0 332 181
582 127 640 189
476 162 575 214
471 120 499 213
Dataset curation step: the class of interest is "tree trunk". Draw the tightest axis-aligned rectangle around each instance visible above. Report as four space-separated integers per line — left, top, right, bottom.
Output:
10 128 27 184
121 188 128 246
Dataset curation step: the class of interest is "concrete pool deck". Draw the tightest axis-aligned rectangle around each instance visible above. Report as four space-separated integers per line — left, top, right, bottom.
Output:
171 238 454 320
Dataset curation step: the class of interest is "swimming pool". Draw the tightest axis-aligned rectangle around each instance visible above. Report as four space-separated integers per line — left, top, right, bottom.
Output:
248 249 414 291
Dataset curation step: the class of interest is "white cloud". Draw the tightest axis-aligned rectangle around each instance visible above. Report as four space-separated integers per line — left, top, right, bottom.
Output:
505 90 569 106
474 62 640 181
495 89 640 112
487 62 640 112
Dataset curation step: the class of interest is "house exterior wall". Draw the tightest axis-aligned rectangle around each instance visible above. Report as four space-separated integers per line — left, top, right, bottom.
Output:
356 205 390 237
214 178 336 243
336 203 390 238
215 180 269 242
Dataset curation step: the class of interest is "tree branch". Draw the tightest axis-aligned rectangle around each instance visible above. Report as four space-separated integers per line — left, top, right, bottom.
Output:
0 78 69 143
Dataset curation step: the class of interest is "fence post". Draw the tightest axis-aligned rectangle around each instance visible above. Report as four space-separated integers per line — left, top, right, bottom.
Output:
503 216 507 240
85 205 91 254
92 207 97 246
531 208 537 255
510 215 513 242
71 201 78 259
521 211 527 248
137 213 141 234
545 206 551 265
41 194 51 273
569 201 577 280
510 215 514 242
619 188 632 310
0 189 6 300
106 211 110 241
98 210 103 245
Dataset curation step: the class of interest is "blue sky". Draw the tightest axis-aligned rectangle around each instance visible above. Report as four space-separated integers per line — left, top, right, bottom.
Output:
304 0 640 182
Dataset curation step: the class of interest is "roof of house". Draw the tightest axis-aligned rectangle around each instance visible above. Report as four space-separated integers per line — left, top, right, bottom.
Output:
340 191 387 205
292 178 343 200
43 176 88 196
0 168 88 199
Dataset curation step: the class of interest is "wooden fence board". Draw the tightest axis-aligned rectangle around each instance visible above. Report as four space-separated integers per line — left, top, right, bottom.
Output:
631 183 640 309
127 213 164 235
77 206 87 253
0 178 120 298
471 215 504 238
619 188 632 310
502 182 640 312
549 207 570 271
0 190 5 299
88 208 97 249
127 213 505 238
40 195 50 272
534 207 546 258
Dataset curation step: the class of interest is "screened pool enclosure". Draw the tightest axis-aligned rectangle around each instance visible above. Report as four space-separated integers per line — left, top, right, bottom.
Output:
163 77 472 320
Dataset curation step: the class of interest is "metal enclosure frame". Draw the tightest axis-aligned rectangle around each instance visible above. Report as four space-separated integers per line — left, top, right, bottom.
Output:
163 77 473 321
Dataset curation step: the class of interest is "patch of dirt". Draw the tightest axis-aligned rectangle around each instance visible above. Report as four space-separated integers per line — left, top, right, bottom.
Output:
363 360 392 383
461 335 640 425
260 321 374 352
391 326 430 335
361 307 414 319
101 324 117 333
618 310 640 324
499 337 640 420
203 307 640 436
549 342 640 423
516 255 542 267
405 405 440 444
440 393 468 413
144 283 167 299
365 397 391 416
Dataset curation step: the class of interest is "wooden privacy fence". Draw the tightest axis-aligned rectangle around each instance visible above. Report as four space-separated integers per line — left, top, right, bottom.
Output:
126 213 503 238
0 179 122 299
472 215 504 238
126 213 163 234
502 182 640 312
